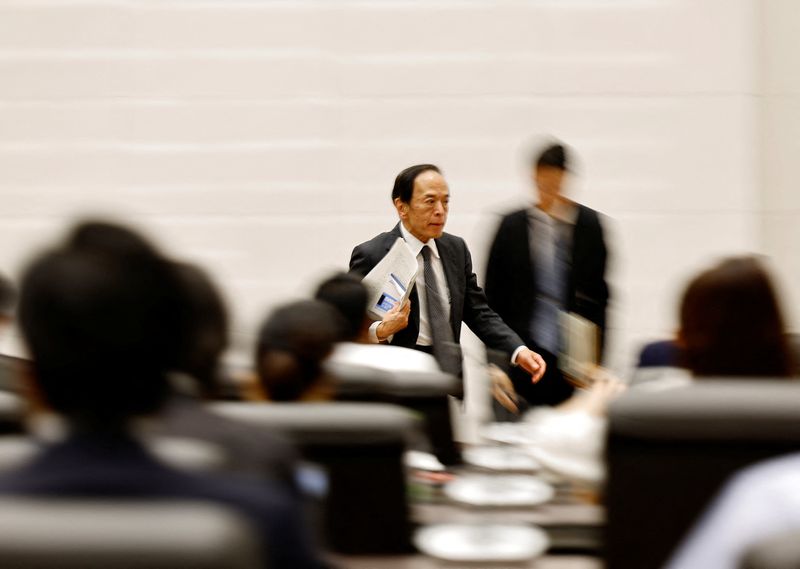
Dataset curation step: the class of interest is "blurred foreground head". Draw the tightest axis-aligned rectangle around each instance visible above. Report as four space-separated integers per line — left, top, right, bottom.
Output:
171 262 229 398
255 300 343 402
0 273 16 317
314 272 368 343
679 256 793 377
19 221 185 429
67 222 229 397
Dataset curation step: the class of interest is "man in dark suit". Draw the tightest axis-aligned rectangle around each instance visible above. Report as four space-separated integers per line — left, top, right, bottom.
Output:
349 164 546 391
0 222 322 569
485 142 609 407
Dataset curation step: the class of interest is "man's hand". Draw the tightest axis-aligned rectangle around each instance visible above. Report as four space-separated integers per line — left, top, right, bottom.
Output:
376 299 410 341
489 364 519 414
514 348 547 383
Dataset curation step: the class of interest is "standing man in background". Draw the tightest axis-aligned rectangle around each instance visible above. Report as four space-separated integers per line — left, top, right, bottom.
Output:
349 164 546 389
485 142 609 408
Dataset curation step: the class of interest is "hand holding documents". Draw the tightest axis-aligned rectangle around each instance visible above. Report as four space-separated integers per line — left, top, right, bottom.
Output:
361 238 419 321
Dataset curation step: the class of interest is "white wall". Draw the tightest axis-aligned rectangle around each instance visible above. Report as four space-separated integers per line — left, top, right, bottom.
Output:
0 0 761 382
760 0 800 333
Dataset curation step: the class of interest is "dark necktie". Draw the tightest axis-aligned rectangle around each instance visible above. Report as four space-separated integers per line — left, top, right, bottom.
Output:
421 247 461 376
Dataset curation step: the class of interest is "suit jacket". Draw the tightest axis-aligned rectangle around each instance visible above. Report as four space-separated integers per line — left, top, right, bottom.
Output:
350 223 523 358
0 431 322 569
485 204 609 356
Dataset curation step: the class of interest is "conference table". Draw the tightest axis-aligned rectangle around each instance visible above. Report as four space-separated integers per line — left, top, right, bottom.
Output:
329 440 605 568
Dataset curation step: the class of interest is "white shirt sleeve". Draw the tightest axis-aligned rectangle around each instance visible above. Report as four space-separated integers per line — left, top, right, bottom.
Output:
665 456 800 569
368 320 393 343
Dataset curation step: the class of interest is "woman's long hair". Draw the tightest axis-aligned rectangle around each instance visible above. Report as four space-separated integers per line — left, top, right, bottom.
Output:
679 256 793 377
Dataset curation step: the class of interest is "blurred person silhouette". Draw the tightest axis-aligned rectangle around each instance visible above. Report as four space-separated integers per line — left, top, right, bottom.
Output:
677 256 793 377
0 222 323 569
159 262 301 491
349 163 546 391
635 256 794 377
66 222 301 491
485 141 609 410
0 273 20 392
663 256 796 569
253 300 343 402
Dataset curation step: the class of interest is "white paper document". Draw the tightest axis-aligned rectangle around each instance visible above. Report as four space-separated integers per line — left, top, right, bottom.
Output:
558 311 599 388
361 238 419 321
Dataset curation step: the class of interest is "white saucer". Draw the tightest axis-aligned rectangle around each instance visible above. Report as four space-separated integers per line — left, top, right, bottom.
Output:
530 446 605 486
462 446 541 472
479 423 539 446
444 474 555 507
415 523 549 563
404 450 446 472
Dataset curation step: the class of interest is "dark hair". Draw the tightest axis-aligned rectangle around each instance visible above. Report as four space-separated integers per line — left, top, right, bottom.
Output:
391 164 441 204
314 272 367 342
534 143 569 171
67 221 161 259
172 262 229 398
0 273 16 316
18 240 185 428
679 256 793 377
255 300 344 401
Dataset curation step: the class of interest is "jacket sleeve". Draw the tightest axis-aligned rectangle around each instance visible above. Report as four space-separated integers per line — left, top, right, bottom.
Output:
460 237 525 357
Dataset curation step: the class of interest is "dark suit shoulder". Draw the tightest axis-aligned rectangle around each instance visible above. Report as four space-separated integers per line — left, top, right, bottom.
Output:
437 231 466 248
349 230 398 275
352 230 397 253
575 204 603 227
498 207 529 222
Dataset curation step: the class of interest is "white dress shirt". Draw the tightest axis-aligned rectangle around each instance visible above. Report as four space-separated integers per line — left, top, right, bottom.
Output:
369 223 450 345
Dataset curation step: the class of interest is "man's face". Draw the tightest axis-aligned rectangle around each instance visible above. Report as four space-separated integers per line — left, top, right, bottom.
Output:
533 165 565 207
395 170 449 243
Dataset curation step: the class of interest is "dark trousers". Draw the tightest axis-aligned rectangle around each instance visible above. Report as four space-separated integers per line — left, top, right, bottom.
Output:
509 347 574 408
410 343 462 465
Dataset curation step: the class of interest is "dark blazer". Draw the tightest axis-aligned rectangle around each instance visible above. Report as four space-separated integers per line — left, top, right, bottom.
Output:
485 204 609 357
350 223 523 358
0 431 322 569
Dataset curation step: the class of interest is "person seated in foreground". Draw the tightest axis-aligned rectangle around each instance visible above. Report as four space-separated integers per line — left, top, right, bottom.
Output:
252 300 343 402
158 262 301 491
65 221 301 490
0 222 323 569
677 255 793 377
633 255 793 382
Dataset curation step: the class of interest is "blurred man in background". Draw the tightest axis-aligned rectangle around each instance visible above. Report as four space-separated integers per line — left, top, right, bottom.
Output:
486 142 609 409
